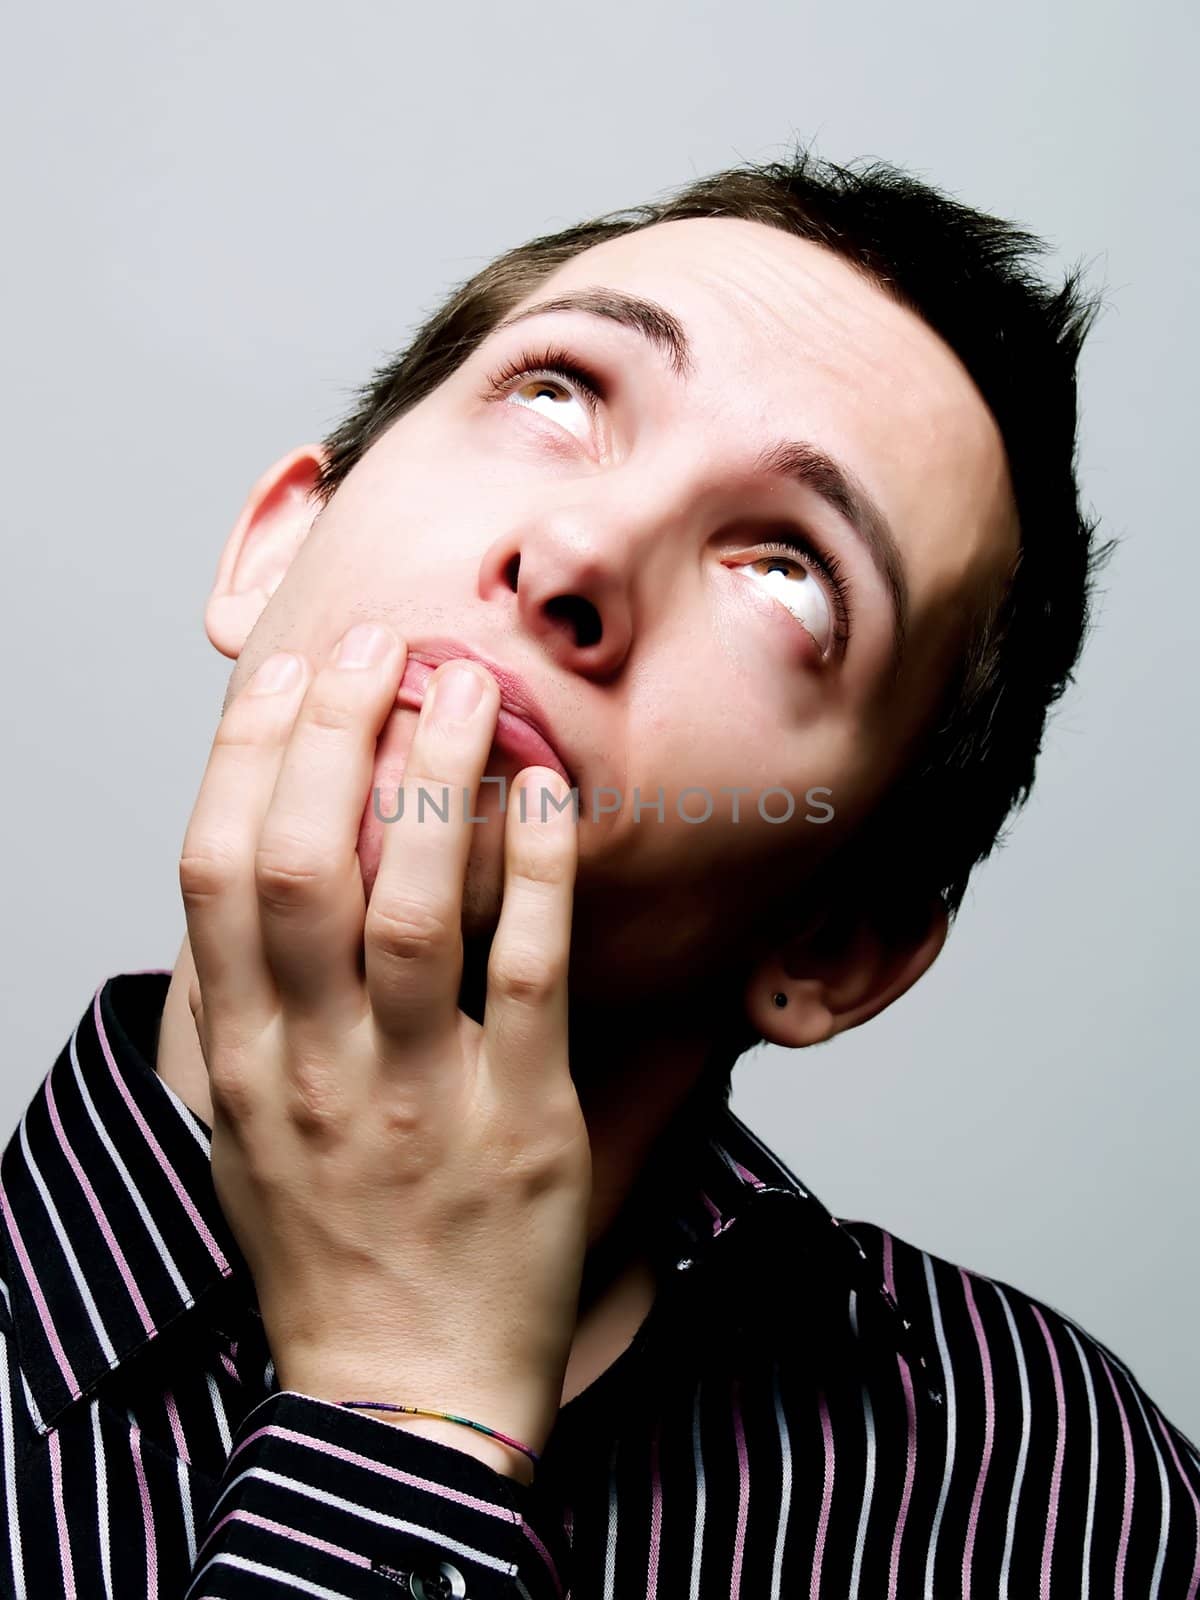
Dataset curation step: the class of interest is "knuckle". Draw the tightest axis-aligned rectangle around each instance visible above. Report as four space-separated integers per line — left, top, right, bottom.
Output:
511 851 573 892
283 1059 348 1136
208 1062 257 1126
365 896 456 963
489 947 561 1006
301 693 359 738
212 715 274 750
253 833 334 909
179 839 242 904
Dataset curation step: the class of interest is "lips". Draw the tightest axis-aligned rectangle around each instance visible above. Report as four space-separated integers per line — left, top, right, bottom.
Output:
398 642 574 789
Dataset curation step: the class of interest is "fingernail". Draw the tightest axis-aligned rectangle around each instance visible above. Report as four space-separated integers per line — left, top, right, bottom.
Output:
334 623 393 669
431 662 485 721
248 652 303 695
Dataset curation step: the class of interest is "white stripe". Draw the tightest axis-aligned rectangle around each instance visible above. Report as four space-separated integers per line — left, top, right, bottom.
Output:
16 1369 42 1437
688 1383 706 1600
1062 1322 1099 1600
0 1329 27 1600
847 1290 876 1600
68 1032 193 1303
602 1437 618 1600
993 1282 1032 1600
203 1465 516 1576
17 1107 119 1367
204 1369 233 1461
89 1397 112 1595
1052 1305 1141 1388
1121 1365 1172 1599
176 1451 197 1568
920 1252 956 1600
158 1082 214 1157
769 1361 792 1600
188 1549 372 1599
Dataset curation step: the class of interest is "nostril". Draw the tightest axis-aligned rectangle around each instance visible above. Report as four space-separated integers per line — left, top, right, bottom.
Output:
545 594 602 648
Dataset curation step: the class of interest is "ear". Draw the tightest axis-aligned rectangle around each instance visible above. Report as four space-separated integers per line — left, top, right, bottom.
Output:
742 894 949 1049
204 443 327 660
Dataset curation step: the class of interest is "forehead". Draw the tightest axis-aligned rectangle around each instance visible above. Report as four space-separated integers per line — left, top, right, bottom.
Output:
510 216 1020 647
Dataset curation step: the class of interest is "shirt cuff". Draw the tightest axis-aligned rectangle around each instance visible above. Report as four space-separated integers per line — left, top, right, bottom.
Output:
186 1388 568 1599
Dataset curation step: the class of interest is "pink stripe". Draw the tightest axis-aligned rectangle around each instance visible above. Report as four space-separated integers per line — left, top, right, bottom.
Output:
217 1418 562 1593
730 1378 750 1597
48 1425 77 1598
92 990 231 1273
1154 1410 1200 1600
1099 1353 1136 1600
200 1508 372 1571
727 1157 766 1190
645 1422 662 1598
811 1392 834 1600
959 1270 996 1600
882 1231 918 1600
164 1390 190 1464
128 1418 159 1598
881 1230 897 1299
887 1352 919 1600
1030 1306 1067 1600
45 1068 155 1335
219 1350 240 1384
0 1177 78 1392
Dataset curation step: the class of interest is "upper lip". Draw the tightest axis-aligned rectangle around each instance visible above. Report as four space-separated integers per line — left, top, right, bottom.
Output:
402 637 575 786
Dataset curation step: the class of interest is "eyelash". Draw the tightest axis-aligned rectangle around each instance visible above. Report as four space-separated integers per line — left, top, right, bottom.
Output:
751 538 854 656
482 343 854 654
483 344 605 413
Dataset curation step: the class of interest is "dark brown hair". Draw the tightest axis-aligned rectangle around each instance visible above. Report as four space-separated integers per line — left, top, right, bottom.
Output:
313 142 1115 947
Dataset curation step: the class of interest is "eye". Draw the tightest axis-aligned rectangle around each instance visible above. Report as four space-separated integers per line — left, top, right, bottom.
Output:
482 345 603 445
736 537 853 658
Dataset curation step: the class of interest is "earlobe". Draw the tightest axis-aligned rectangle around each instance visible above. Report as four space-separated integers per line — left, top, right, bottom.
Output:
204 443 327 660
743 972 838 1049
744 894 949 1049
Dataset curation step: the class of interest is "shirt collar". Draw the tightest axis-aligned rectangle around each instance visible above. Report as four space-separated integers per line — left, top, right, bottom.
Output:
1 972 940 1435
0 972 248 1434
660 1086 941 1400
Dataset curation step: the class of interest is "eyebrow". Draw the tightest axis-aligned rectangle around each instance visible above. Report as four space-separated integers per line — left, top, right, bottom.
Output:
490 287 910 676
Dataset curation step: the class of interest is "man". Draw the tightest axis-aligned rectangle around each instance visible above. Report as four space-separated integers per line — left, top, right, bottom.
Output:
3 146 1196 1598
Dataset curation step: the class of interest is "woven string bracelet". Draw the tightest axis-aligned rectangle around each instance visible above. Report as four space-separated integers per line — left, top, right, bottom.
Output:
338 1401 541 1468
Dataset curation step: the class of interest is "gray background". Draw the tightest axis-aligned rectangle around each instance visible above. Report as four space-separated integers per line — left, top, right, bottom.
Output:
3 1 1196 1436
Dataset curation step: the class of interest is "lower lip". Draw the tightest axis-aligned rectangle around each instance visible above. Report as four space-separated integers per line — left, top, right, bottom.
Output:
394 658 572 786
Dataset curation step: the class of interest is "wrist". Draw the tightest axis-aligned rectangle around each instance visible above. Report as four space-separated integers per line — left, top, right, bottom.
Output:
343 1407 535 1483
276 1356 553 1482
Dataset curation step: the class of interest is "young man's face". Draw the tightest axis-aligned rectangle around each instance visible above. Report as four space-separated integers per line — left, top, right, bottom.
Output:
215 217 1019 1008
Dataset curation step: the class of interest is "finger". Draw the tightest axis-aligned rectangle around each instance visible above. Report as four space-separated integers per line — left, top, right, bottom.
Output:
178 651 312 1034
256 623 407 1027
365 658 500 1049
483 767 578 1110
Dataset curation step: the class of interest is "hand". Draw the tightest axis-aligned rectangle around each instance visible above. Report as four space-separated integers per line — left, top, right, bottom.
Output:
177 623 590 1477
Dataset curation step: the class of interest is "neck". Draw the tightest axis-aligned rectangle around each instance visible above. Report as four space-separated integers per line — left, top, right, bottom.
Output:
154 933 737 1308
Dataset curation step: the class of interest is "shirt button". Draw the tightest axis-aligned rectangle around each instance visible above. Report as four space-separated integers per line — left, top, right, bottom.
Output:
409 1561 467 1599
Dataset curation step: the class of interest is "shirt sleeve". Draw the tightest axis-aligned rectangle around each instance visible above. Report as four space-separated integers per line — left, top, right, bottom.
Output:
186 1389 570 1600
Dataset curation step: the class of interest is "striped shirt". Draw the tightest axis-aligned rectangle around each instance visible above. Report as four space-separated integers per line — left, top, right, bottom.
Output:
1 972 1197 1598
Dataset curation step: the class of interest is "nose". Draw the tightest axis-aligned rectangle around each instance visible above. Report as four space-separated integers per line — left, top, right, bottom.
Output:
480 495 676 682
